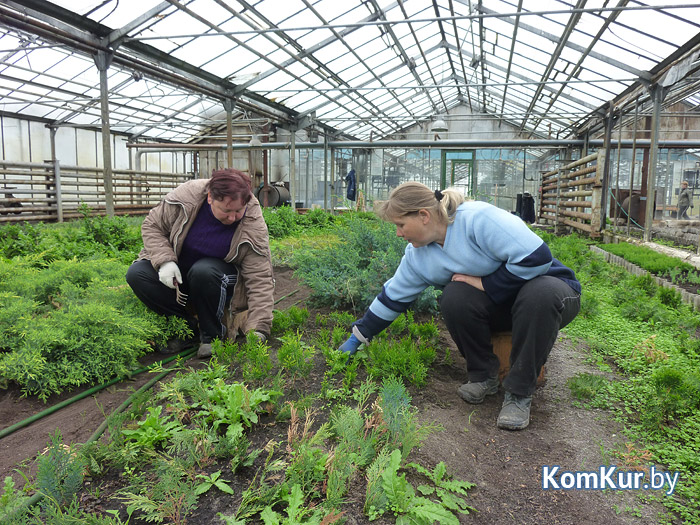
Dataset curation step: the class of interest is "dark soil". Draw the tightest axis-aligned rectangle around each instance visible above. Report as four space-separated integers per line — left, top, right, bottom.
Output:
0 267 678 524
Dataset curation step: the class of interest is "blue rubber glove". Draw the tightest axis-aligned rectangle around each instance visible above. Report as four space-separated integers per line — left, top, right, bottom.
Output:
338 334 363 356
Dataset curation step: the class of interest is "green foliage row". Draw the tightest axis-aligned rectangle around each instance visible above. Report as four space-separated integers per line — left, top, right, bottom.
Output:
0 208 143 265
598 241 696 275
0 251 187 400
287 213 440 313
2 300 469 524
542 232 700 523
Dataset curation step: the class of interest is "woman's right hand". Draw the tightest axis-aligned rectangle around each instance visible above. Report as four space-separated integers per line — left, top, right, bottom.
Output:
338 334 363 355
158 261 182 289
451 273 484 291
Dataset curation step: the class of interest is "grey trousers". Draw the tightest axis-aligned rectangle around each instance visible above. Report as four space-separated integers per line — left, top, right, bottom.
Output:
440 275 580 397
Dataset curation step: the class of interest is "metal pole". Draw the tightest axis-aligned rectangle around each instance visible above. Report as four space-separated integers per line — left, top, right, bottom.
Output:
95 50 114 216
644 85 666 242
323 134 328 210
330 147 335 214
614 109 623 232
627 98 639 236
290 130 296 208
223 98 234 169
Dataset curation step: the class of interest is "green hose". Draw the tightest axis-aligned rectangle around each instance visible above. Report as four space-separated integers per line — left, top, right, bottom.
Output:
0 347 197 441
4 348 197 521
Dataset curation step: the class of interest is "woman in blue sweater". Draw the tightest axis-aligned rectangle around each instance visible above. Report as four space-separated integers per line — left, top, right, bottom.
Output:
338 182 581 430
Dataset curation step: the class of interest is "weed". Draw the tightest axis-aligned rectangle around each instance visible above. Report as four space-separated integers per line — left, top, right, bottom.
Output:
122 405 182 453
228 441 287 522
195 470 234 495
365 449 465 524
566 373 608 401
0 475 30 523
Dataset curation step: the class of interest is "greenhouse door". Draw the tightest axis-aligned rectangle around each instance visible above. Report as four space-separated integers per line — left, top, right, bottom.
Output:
441 151 475 195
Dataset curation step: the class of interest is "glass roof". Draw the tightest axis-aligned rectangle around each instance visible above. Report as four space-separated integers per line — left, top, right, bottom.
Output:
1 0 699 142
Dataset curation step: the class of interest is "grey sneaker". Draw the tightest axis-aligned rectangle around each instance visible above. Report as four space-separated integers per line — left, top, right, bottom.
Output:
197 342 213 359
497 391 532 430
457 376 499 404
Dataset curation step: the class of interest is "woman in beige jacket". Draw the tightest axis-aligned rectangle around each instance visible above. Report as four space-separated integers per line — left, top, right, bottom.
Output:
126 169 274 358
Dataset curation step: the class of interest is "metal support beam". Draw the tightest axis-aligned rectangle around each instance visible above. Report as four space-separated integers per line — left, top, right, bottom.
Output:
643 84 668 241
223 98 235 168
94 50 115 217
290 131 297 209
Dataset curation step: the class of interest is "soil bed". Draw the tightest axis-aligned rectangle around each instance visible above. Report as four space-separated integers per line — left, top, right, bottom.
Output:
0 266 676 524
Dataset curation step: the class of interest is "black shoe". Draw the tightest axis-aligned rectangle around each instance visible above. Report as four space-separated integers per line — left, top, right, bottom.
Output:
158 337 198 354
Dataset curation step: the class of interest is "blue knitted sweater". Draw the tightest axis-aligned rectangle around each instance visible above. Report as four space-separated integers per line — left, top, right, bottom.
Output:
353 201 580 340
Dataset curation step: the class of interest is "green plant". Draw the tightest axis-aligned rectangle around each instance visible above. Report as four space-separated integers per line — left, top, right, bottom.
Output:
407 460 475 516
259 484 327 524
227 441 288 522
277 331 316 379
567 373 608 401
272 306 310 334
364 449 464 524
196 379 279 441
378 376 437 459
119 455 198 525
195 470 234 495
122 405 182 453
285 407 331 500
599 242 696 275
36 430 86 508
0 475 31 523
240 331 274 383
366 336 436 387
290 215 439 313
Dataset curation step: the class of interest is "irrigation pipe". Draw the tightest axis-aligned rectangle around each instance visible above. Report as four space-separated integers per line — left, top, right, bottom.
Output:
274 288 299 304
0 347 197 441
6 349 196 522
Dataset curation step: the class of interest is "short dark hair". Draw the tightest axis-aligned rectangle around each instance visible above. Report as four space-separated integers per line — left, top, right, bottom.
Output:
207 169 253 203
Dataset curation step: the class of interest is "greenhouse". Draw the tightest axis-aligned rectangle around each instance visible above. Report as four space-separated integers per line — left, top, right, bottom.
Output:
2 1 700 524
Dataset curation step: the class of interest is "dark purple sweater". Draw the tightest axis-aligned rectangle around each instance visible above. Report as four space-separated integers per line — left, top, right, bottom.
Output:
178 200 239 274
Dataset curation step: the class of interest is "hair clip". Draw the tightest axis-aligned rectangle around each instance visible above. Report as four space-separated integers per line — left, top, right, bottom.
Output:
434 189 444 201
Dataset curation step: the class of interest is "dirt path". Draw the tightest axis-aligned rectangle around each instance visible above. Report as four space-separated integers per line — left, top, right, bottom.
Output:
0 267 676 523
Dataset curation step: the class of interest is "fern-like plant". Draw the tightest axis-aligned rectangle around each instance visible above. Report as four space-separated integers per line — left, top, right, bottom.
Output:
36 430 86 508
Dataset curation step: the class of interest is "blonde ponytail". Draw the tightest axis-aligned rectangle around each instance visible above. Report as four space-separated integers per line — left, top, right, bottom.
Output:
377 182 465 224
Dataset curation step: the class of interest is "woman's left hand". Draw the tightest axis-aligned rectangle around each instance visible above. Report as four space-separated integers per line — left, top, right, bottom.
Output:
451 273 484 291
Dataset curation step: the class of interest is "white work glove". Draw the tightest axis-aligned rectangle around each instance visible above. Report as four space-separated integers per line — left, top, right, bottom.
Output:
158 261 182 289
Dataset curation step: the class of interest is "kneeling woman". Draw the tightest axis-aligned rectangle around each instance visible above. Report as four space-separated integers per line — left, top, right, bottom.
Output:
338 182 581 430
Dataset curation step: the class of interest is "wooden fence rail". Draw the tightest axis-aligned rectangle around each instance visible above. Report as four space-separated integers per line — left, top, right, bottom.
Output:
0 160 191 223
538 150 606 237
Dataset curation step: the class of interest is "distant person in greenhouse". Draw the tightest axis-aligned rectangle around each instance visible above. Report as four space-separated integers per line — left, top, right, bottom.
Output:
126 168 274 359
677 180 693 220
337 182 581 430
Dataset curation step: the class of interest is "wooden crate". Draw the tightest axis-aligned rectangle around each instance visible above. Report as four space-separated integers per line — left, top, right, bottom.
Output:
491 332 546 386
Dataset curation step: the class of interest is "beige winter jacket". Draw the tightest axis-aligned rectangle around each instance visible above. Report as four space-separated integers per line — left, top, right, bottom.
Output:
137 179 274 336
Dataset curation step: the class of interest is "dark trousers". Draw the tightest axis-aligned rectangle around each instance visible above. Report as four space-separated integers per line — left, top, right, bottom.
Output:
440 276 580 397
126 258 238 343
678 205 690 219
